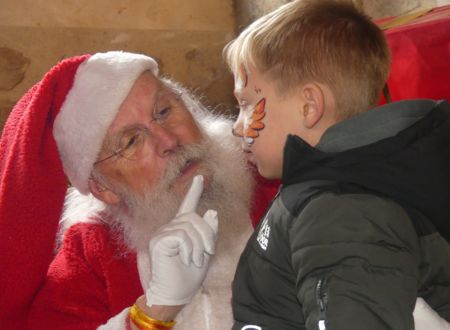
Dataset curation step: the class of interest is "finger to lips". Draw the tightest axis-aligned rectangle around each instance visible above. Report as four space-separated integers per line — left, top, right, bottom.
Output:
177 175 204 216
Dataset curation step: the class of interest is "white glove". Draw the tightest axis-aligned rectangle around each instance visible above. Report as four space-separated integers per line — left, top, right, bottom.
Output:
145 175 219 307
414 297 450 330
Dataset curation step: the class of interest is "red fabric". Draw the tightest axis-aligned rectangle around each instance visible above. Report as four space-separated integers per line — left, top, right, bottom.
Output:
249 171 280 228
28 222 142 330
0 55 90 329
378 5 450 103
27 204 274 330
8 188 271 330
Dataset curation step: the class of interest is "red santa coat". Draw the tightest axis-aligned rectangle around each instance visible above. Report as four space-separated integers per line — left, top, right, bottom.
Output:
26 208 259 329
28 222 142 329
24 171 278 329
0 52 280 329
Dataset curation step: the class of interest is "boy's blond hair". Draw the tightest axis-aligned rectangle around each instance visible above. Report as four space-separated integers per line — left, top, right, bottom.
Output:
224 0 391 119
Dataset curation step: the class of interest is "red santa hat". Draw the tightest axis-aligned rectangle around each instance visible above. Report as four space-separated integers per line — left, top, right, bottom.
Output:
55 51 158 194
0 51 157 324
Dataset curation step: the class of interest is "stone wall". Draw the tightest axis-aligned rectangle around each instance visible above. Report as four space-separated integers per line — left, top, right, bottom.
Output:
234 0 293 31
1 0 450 131
235 0 450 29
360 0 450 18
0 0 236 130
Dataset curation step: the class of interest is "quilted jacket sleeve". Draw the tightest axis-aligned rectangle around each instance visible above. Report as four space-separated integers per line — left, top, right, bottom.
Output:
290 193 420 330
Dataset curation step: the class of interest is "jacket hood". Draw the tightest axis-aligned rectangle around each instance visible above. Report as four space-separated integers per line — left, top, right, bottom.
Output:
282 100 450 241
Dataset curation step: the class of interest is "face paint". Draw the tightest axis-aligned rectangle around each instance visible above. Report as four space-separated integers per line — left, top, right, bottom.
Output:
235 64 248 90
243 98 266 146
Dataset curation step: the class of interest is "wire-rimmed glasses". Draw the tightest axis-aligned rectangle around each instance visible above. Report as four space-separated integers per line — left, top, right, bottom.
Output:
94 88 186 165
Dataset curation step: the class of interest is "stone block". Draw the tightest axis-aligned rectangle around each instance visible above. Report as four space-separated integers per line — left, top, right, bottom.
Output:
0 0 236 132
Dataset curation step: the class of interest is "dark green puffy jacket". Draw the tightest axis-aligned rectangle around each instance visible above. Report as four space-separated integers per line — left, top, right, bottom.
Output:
232 100 450 330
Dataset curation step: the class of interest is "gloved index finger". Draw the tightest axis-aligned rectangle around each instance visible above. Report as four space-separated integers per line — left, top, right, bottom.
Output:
176 175 204 216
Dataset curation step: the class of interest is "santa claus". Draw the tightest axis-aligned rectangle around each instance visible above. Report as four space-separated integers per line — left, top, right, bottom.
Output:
0 51 277 330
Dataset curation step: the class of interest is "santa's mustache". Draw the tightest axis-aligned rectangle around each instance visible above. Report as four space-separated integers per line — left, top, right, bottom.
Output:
158 142 211 190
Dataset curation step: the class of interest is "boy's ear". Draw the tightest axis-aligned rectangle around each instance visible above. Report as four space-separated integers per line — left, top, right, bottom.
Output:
299 83 325 129
88 178 120 205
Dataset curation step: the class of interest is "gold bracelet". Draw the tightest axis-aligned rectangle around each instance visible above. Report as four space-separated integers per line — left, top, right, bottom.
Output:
129 303 176 330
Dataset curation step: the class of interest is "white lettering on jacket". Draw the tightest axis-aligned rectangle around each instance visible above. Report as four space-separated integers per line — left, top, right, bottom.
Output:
256 212 271 251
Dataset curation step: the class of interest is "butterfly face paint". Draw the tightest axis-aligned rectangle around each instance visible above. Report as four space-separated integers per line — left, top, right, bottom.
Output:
243 98 266 146
233 64 267 147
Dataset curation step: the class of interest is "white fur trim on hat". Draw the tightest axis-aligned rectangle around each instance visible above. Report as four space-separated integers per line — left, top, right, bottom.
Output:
53 51 158 195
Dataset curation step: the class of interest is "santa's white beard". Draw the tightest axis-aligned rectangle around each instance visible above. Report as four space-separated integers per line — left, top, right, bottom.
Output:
59 112 255 328
102 132 253 253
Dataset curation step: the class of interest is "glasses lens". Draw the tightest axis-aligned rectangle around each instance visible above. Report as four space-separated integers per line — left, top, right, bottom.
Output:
100 90 187 163
154 90 186 129
117 127 147 160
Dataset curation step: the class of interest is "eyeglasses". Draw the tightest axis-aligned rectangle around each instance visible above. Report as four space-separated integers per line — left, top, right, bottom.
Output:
94 89 186 165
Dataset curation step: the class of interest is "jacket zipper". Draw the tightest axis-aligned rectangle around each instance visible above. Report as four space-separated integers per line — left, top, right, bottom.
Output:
316 278 328 330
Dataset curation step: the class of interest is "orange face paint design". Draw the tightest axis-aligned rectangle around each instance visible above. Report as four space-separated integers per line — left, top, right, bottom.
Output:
244 98 266 144
236 64 248 90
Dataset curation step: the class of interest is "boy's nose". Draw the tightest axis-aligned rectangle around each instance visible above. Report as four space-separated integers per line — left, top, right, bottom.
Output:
232 112 245 137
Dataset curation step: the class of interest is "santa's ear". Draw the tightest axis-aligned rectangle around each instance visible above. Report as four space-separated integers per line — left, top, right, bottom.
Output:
88 178 120 205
